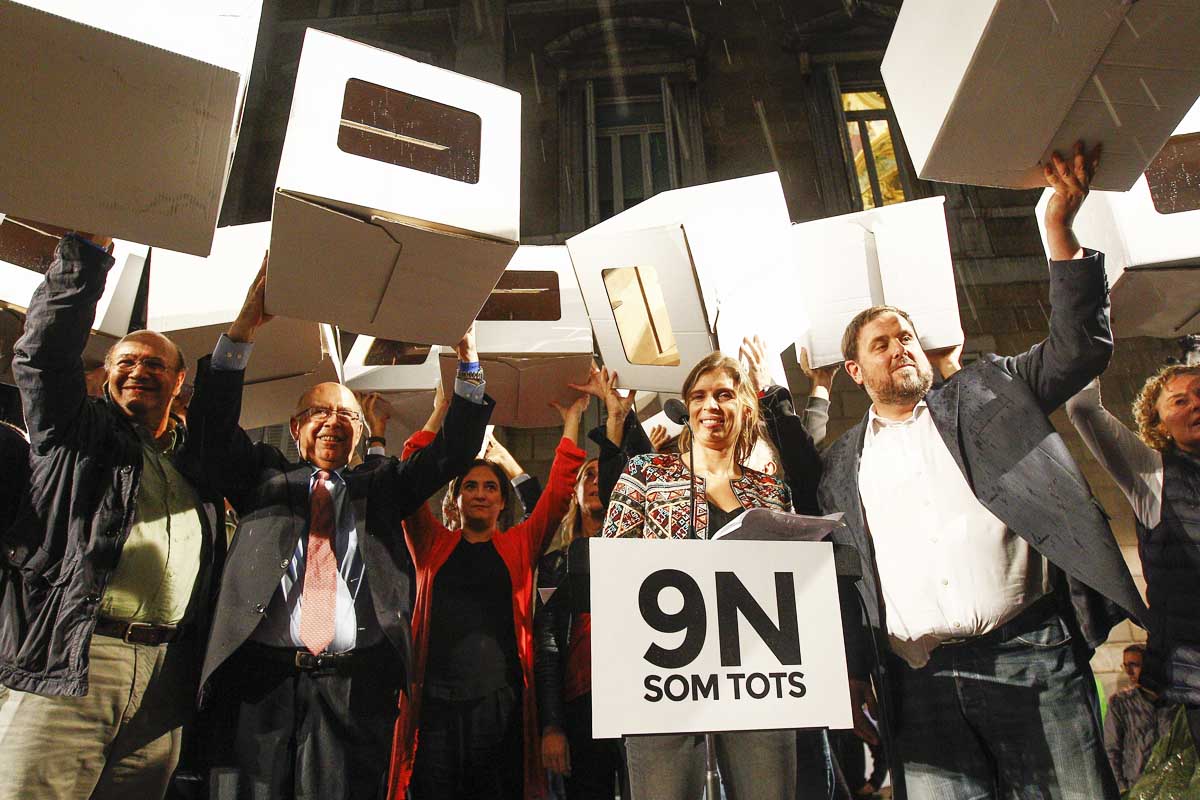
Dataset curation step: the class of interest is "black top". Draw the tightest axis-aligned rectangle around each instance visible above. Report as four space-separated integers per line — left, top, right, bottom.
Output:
424 537 521 701
706 501 744 539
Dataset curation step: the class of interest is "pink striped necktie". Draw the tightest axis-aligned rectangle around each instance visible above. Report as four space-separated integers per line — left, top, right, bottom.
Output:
299 469 337 656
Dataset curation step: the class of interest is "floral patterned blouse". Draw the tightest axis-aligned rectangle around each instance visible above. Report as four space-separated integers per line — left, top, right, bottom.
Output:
602 452 791 540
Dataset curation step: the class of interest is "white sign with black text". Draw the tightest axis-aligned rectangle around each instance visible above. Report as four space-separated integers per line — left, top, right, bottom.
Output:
590 539 852 738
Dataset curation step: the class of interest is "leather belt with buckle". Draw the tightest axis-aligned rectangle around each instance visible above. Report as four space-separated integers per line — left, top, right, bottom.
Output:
293 650 357 671
94 618 183 646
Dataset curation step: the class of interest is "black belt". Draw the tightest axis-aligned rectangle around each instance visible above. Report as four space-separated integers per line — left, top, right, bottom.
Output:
938 594 1062 650
244 642 366 671
94 618 185 646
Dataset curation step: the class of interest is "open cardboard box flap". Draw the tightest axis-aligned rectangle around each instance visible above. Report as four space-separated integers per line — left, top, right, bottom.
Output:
438 352 593 429
883 0 1200 191
0 1 260 255
265 191 516 345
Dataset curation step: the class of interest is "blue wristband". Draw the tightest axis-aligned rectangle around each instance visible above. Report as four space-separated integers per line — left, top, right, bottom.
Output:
459 360 480 371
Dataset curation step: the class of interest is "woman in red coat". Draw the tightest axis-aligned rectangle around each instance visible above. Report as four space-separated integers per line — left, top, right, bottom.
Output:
387 390 589 800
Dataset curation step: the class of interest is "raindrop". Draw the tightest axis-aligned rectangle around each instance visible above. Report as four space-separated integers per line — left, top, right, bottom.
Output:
1139 78 1160 111
1043 0 1060 28
530 52 542 104
723 39 733 66
1092 75 1122 128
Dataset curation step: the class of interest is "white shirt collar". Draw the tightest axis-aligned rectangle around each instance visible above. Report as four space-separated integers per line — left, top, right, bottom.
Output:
865 400 929 444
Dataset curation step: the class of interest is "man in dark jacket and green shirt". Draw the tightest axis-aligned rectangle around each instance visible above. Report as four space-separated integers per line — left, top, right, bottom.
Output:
0 232 226 800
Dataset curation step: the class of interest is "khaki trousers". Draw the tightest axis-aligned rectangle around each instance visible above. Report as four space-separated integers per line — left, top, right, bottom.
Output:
0 632 194 800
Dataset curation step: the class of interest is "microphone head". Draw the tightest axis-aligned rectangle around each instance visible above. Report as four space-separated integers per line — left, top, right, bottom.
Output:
663 398 689 425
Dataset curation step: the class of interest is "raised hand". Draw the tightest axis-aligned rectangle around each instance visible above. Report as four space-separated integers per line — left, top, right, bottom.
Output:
648 423 670 452
228 252 274 343
569 363 636 423
455 322 478 363
360 392 391 438
550 390 590 444
1043 140 1101 261
799 347 839 397
738 335 773 394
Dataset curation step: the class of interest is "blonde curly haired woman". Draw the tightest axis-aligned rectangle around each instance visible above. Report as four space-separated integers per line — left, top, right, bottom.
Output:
1065 366 1200 756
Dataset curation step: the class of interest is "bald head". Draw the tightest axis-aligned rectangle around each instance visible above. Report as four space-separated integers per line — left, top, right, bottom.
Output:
290 382 364 470
105 330 185 372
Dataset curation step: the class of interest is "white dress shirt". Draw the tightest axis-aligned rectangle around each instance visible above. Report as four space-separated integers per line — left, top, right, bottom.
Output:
858 402 1050 668
251 467 366 653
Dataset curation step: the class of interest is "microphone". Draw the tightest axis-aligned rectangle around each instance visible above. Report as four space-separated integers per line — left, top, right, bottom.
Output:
662 398 697 540
663 398 688 425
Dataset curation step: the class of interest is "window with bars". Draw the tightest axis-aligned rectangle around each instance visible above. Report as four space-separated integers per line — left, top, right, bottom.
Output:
840 90 908 210
584 76 681 224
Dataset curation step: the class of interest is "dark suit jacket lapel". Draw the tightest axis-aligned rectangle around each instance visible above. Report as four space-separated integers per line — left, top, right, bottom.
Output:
284 464 313 562
830 416 870 555
924 377 969 484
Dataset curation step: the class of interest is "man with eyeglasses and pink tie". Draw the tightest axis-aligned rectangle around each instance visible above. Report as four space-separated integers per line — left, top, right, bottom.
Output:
187 261 494 800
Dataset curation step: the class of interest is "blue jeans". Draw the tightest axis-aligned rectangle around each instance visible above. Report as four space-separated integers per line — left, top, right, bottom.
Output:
890 609 1118 800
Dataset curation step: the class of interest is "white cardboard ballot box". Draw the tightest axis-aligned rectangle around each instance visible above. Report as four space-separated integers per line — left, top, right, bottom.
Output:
882 0 1200 192
264 29 520 345
0 1 262 256
792 196 963 368
1034 101 1200 338
437 353 593 429
0 215 147 344
567 173 798 394
147 222 328 428
441 244 594 428
343 337 443 394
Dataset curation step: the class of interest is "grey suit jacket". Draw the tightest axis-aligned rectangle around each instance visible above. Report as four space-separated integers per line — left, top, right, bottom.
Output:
819 251 1148 680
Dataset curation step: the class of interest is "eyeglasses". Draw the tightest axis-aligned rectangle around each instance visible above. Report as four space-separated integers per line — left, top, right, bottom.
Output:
298 406 362 424
111 356 174 374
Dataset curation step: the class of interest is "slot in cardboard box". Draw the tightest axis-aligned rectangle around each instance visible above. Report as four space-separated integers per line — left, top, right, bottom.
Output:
882 0 1200 191
474 245 593 355
567 173 798 393
264 29 520 345
147 222 328 428
0 1 262 255
1034 100 1200 338
0 215 147 367
792 196 962 368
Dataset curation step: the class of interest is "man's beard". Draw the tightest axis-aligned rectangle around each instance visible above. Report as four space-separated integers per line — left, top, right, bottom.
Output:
867 361 933 406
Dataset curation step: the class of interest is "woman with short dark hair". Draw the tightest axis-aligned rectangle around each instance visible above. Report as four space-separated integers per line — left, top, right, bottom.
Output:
386 391 589 800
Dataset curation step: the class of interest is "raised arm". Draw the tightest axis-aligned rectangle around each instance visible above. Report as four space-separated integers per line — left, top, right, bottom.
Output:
999 142 1112 412
1065 379 1163 528
188 256 283 496
746 337 823 513
519 394 589 560
365 324 492 519
12 233 114 451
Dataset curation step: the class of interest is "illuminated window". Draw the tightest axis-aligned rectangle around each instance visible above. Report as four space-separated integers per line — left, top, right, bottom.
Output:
338 78 482 184
362 339 432 367
601 266 680 366
477 271 562 321
1146 132 1200 215
0 217 65 275
841 91 906 210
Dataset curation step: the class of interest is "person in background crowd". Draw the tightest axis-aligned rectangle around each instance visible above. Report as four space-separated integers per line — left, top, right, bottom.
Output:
431 392 542 531
0 232 226 800
387 388 588 800
602 351 798 800
1066 365 1200 753
187 261 493 800
1104 644 1178 792
535 457 630 800
819 142 1145 800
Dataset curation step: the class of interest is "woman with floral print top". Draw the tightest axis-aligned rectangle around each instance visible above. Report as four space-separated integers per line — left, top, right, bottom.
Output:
601 351 799 800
